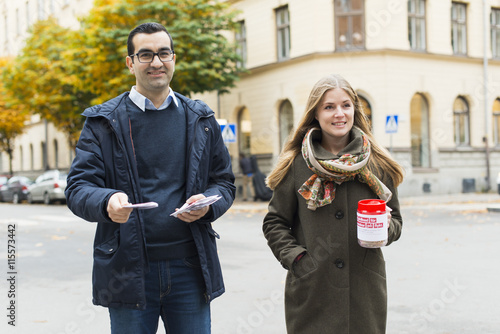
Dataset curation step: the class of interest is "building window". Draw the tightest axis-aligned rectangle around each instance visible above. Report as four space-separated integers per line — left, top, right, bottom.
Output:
53 139 59 168
493 98 500 145
408 0 426 51
16 9 21 36
3 14 8 46
19 146 24 171
237 107 251 154
335 0 365 50
41 142 47 169
26 1 30 29
492 8 500 58
453 96 470 146
279 100 294 152
276 6 290 61
30 144 34 170
451 2 467 55
235 21 247 68
38 0 45 21
358 95 372 130
410 93 430 168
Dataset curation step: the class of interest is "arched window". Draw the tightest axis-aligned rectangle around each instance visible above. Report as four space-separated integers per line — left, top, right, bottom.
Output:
493 98 500 146
237 107 251 154
410 93 430 167
358 95 372 130
453 96 470 146
278 100 294 152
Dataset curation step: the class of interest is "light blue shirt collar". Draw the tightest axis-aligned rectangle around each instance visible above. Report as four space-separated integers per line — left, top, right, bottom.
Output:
129 86 179 112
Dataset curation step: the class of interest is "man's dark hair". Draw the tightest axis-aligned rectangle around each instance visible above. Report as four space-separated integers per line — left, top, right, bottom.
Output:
127 22 175 56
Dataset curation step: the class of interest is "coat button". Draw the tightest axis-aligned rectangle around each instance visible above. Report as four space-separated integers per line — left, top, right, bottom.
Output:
335 210 344 219
205 127 209 132
334 258 345 269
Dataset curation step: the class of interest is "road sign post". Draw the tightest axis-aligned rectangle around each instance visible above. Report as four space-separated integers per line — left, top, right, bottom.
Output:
220 123 237 143
385 115 399 155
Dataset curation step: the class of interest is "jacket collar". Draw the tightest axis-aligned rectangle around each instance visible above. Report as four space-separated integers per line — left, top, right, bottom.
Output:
174 92 214 118
82 92 130 119
82 91 214 119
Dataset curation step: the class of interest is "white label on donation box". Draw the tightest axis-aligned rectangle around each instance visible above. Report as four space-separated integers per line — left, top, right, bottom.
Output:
357 213 388 242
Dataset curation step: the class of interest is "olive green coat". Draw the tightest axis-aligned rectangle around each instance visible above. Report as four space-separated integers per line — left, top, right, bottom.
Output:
263 136 403 334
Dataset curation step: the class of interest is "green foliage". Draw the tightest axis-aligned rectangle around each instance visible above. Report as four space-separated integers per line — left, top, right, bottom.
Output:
122 0 243 96
74 0 243 102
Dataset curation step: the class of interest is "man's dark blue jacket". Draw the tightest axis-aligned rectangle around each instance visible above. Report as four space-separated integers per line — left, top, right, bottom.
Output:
65 92 235 310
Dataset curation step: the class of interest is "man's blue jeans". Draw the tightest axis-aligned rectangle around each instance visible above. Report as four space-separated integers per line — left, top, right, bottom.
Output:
109 257 211 334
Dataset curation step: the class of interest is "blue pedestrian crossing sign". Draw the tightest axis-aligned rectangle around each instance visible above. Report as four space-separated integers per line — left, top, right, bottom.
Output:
220 124 237 143
385 115 399 134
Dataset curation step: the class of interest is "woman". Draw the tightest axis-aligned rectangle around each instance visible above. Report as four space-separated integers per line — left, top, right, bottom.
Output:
263 74 404 334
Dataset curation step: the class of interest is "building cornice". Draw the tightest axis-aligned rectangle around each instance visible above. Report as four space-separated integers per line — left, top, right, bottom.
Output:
242 49 500 77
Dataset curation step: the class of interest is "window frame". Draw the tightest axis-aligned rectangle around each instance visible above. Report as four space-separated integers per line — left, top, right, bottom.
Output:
38 0 45 21
235 20 247 68
358 94 372 130
492 98 500 146
491 8 500 59
334 0 365 51
26 1 30 30
408 0 427 51
453 96 470 146
451 2 467 55
237 108 251 154
278 100 294 152
276 6 291 61
410 93 431 168
3 14 8 47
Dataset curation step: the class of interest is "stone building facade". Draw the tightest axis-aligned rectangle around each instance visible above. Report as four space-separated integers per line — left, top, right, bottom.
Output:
1 0 500 196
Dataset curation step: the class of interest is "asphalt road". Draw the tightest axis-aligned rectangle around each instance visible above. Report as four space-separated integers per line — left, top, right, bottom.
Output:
0 193 499 333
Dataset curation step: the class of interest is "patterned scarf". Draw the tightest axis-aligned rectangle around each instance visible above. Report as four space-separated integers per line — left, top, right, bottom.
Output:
298 127 392 210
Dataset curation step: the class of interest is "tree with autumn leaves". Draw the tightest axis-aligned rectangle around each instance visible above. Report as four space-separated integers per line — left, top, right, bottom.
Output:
3 19 91 151
1 0 242 157
0 58 28 175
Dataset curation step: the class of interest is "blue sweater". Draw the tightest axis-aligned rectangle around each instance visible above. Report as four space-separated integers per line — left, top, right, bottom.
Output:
126 97 196 260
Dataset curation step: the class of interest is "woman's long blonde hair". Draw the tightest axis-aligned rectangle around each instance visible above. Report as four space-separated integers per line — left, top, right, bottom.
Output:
266 74 404 190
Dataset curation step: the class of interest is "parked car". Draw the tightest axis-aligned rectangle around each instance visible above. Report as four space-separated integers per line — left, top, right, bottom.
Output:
0 176 34 204
0 175 9 202
27 170 68 205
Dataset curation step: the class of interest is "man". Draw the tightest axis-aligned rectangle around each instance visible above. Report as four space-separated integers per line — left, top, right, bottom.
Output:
65 22 235 334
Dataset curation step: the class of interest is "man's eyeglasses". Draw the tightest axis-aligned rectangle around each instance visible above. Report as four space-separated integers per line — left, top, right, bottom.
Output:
130 50 175 63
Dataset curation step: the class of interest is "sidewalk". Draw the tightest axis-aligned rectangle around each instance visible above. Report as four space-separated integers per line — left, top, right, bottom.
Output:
399 191 500 206
229 191 500 212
